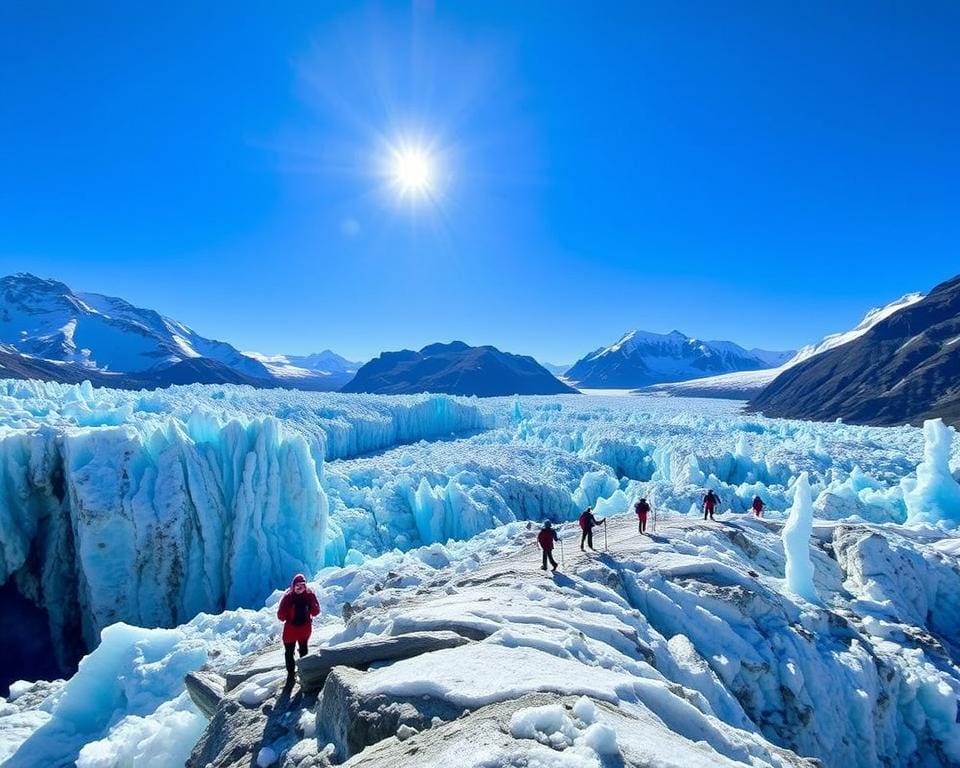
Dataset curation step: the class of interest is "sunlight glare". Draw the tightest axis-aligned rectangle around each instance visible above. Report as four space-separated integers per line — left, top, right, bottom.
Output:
390 145 435 197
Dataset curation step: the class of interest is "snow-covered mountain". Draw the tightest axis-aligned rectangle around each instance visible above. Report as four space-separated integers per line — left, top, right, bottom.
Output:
751 276 960 426
539 361 572 376
640 292 925 400
565 329 793 389
245 350 362 390
0 273 355 391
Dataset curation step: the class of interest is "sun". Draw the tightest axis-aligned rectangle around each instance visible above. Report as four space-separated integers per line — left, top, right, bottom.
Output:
390 145 435 197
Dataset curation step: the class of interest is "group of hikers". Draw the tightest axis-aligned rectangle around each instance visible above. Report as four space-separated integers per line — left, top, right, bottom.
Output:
278 491 770 674
535 491 766 571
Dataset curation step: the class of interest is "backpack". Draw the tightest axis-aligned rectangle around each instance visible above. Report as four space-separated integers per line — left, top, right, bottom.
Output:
579 511 590 530
291 594 310 626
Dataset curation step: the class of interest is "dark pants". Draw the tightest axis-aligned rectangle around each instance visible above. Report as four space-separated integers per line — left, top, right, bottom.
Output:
580 529 593 550
284 639 308 674
541 548 558 570
638 515 647 534
703 508 714 520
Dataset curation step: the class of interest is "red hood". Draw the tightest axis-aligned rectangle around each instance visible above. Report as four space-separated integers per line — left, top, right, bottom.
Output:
290 573 307 589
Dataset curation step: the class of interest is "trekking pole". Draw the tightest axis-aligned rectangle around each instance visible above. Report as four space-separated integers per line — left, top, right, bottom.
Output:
604 520 608 552
560 535 565 568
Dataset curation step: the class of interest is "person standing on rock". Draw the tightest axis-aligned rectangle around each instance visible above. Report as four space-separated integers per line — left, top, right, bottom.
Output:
634 497 651 534
277 573 320 679
579 507 605 551
537 520 559 571
702 490 720 521
752 495 765 518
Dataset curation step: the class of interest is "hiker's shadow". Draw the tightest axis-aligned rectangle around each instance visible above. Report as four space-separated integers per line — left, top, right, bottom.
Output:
551 572 578 588
248 679 305 768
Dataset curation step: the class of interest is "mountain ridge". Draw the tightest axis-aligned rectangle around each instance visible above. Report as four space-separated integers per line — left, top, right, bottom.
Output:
341 340 578 396
565 328 792 389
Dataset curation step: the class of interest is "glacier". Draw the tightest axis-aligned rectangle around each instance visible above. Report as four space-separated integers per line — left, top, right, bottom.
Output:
1 380 959 766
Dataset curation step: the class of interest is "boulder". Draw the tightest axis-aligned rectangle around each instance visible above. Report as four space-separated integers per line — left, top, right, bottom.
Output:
316 666 465 761
298 630 470 693
188 670 314 768
224 649 287 691
185 668 226 718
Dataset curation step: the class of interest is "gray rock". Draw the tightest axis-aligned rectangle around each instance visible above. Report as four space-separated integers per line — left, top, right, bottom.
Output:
339 693 558 767
336 692 821 768
316 666 465 761
185 668 226 719
299 630 470 693
224 648 287 691
187 671 317 768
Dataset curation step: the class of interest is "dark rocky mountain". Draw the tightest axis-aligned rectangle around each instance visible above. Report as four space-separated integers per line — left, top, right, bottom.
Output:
749 274 960 426
565 329 792 389
341 341 579 396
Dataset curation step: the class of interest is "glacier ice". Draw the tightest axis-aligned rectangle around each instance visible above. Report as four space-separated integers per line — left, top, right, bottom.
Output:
782 472 817 602
2 381 960 766
905 418 960 527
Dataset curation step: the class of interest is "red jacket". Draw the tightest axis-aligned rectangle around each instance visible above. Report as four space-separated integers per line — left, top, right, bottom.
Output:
277 574 320 643
635 501 650 518
537 528 558 550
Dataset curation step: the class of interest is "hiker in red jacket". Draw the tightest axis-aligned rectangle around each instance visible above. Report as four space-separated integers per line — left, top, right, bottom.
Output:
752 495 765 518
634 498 651 534
702 490 720 521
537 520 559 571
579 507 605 551
277 573 320 677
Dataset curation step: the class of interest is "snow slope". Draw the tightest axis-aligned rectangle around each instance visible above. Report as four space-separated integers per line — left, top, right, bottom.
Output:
641 292 925 399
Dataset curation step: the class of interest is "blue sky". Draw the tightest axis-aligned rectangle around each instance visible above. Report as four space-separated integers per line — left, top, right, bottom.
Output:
1 2 958 363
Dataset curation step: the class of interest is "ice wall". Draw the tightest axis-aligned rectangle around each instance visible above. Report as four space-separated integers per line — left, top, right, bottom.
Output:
782 472 817 602
0 383 487 680
0 415 327 666
904 419 960 527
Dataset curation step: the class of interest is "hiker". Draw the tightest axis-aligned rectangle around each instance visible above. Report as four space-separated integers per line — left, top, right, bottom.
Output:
537 520 559 571
579 507 605 551
634 497 651 534
702 490 720 521
752 495 765 518
276 573 320 678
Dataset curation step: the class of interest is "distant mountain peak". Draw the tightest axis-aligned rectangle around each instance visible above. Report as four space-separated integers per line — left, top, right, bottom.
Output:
0 273 357 392
343 340 577 397
568 328 793 389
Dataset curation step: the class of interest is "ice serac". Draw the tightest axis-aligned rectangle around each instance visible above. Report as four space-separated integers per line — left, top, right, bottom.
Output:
904 418 960 527
782 472 817 601
0 382 488 686
0 413 327 668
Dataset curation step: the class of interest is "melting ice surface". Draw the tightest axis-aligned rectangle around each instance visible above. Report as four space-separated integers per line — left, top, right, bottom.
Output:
0 380 958 766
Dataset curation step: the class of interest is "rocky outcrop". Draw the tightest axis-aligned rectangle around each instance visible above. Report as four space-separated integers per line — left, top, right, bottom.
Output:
316 666 466 761
298 631 470 693
187 671 318 768
185 668 227 719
